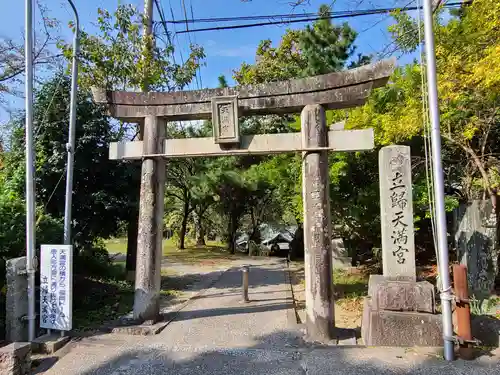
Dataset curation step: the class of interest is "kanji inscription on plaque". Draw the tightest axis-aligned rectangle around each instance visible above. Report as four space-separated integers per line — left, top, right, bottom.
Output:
211 96 240 144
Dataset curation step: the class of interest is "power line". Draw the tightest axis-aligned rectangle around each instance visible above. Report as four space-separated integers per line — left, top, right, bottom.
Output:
181 0 191 32
190 2 203 89
162 0 459 24
164 10 352 24
358 0 416 35
168 0 186 67
181 0 201 90
154 0 173 46
158 1 469 34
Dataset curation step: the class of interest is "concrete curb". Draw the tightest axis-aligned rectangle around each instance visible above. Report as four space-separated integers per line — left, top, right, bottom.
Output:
284 264 301 328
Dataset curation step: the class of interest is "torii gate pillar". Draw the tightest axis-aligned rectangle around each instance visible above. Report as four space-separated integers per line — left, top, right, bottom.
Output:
134 115 165 321
302 105 335 341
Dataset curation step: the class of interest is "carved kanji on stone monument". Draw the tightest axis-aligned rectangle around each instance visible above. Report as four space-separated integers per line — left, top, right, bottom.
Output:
379 145 416 279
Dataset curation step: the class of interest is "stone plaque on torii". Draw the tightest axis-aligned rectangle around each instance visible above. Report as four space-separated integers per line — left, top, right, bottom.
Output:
93 58 395 342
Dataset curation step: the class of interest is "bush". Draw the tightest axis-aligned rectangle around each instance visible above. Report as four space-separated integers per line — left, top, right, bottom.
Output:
0 196 63 260
74 240 125 279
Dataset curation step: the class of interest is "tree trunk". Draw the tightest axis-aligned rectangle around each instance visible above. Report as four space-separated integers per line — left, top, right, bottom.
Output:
491 190 500 281
249 209 260 243
226 214 238 254
195 212 206 246
178 198 189 250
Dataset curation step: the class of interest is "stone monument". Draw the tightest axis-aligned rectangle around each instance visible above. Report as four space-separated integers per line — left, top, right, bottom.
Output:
362 145 443 346
5 257 28 342
379 145 416 279
332 238 352 269
453 200 498 299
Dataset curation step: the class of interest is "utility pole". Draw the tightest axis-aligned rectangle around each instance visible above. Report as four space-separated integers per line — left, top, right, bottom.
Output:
61 0 79 339
142 0 154 92
63 0 80 246
422 0 454 361
24 0 36 343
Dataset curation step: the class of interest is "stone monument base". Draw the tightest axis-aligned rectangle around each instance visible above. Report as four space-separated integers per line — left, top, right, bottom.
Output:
362 299 443 346
361 275 443 347
31 334 70 354
332 257 352 269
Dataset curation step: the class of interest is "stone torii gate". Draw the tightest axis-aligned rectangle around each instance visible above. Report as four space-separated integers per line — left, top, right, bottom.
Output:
93 58 395 342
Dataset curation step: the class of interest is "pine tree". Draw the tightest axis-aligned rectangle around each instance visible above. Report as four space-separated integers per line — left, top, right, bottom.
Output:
299 4 358 76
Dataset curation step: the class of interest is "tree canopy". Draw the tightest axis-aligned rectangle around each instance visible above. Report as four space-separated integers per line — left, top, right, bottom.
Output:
0 0 499 269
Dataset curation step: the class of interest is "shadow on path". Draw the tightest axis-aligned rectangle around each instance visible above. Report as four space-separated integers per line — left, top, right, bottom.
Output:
162 262 289 294
165 302 290 322
44 331 499 375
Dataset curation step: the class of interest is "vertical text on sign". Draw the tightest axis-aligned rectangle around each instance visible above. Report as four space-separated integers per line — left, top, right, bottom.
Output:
379 145 416 279
389 153 410 265
40 245 73 331
211 96 240 144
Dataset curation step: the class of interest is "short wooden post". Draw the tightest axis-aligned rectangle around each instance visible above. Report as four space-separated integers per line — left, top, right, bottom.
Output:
134 115 166 322
453 264 473 360
301 104 335 342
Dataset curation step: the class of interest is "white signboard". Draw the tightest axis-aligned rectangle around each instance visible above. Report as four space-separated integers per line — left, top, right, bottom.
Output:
40 245 73 331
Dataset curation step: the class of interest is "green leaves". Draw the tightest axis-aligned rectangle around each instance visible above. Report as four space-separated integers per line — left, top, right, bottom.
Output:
233 4 361 84
2 74 135 253
60 4 204 92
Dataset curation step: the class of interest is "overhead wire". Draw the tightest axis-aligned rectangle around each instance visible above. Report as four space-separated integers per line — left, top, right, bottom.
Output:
168 0 186 68
358 0 416 35
158 1 470 34
34 2 75 210
190 2 203 89
181 0 201 90
166 11 346 23
154 0 174 49
163 0 457 24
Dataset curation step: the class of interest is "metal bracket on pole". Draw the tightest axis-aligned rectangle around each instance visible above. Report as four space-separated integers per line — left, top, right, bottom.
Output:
443 335 481 346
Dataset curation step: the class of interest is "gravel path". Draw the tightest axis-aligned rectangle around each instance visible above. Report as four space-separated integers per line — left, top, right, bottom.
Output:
39 258 500 375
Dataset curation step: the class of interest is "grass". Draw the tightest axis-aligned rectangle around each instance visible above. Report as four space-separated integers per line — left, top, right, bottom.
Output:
72 276 134 331
71 237 239 331
104 237 129 254
331 268 369 327
291 265 370 328
297 268 369 300
333 268 369 301
164 245 239 264
104 237 239 264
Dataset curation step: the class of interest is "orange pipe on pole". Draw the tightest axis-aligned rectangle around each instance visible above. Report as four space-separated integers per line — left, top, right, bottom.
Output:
453 264 473 360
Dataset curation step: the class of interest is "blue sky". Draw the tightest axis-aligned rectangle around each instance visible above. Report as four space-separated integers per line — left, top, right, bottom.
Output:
1 0 419 122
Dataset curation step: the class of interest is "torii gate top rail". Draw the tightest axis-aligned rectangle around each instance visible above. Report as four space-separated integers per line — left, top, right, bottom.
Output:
92 58 395 122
